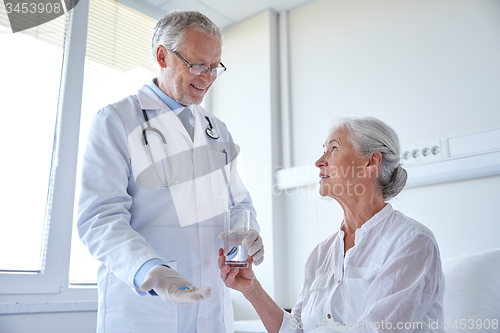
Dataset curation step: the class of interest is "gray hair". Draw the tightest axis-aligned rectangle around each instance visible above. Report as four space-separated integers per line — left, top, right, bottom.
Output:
151 10 223 62
329 117 408 201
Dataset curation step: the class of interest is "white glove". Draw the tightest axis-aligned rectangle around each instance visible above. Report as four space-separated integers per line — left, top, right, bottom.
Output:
243 229 264 265
219 228 264 266
140 265 211 305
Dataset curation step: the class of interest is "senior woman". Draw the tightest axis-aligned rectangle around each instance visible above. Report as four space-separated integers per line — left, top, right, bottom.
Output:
219 117 445 333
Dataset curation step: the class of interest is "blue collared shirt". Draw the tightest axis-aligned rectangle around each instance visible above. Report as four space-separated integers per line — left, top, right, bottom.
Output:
149 78 194 126
149 79 184 114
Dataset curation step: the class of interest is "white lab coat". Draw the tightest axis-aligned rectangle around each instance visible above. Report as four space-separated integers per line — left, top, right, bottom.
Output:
77 84 258 333
280 204 445 333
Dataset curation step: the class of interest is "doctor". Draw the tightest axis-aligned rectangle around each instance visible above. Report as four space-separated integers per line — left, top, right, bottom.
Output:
77 10 264 333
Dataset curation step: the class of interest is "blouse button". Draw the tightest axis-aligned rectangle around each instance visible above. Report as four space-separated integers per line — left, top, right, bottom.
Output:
327 314 331 319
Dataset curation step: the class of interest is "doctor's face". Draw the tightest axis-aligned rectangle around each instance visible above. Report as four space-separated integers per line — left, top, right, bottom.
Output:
157 28 221 106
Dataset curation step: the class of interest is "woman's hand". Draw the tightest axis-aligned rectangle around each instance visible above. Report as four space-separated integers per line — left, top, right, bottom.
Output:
219 248 284 333
218 248 256 295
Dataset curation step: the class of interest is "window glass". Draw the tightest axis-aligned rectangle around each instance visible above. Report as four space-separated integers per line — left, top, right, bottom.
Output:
69 0 157 284
0 3 67 272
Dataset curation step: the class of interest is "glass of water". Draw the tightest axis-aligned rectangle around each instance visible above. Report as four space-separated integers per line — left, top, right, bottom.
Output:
223 208 250 268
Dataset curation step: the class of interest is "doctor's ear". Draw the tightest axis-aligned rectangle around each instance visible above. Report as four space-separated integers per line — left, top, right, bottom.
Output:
156 46 168 68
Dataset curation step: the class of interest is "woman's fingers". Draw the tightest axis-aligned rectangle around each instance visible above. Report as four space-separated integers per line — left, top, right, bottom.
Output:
219 247 257 292
219 248 230 284
221 264 240 288
220 267 230 284
218 248 225 269
225 268 240 286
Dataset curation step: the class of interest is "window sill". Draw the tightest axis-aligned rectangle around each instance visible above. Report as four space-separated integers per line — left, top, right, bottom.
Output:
0 300 97 315
0 285 98 314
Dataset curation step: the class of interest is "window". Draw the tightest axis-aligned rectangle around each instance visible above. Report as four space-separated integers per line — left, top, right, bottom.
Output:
69 0 157 284
0 0 157 296
0 2 67 273
0 0 158 296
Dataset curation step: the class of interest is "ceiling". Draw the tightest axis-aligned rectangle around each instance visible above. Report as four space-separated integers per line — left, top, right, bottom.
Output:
119 0 316 29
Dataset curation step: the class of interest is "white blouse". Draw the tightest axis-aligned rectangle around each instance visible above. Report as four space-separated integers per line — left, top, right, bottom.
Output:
280 204 445 333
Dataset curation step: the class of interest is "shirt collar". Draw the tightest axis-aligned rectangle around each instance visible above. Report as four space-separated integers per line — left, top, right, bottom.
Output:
339 203 394 235
149 78 184 115
357 203 394 234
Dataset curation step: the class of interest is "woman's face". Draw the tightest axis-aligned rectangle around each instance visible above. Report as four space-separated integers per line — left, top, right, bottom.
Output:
315 128 369 199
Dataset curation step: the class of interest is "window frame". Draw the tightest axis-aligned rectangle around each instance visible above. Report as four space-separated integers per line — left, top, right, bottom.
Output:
0 0 91 296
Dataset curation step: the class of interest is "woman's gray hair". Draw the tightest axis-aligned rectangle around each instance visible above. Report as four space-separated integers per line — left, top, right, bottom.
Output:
329 117 408 201
151 10 223 62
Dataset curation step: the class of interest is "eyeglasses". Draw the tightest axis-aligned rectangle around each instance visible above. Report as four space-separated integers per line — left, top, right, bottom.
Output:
172 50 226 77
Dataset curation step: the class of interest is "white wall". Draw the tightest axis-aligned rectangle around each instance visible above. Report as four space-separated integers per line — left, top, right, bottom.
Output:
0 288 97 332
288 0 500 166
283 0 500 308
0 311 97 333
211 0 500 313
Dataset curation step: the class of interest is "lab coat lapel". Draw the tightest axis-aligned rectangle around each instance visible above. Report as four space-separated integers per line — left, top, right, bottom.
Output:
161 104 193 143
136 85 193 143
166 106 203 227
137 85 162 110
170 106 229 226
192 106 206 148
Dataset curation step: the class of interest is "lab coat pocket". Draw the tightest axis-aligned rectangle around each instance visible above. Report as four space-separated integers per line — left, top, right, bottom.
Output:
104 270 179 332
206 141 240 200
208 149 230 201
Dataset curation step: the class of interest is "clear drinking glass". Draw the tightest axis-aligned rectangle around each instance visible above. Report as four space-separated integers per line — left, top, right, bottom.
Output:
223 208 250 268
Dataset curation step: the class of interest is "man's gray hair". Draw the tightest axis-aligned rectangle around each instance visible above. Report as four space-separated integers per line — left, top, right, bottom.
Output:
151 10 222 61
329 117 408 201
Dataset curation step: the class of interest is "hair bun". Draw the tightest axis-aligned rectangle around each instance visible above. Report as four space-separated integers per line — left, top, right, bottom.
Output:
383 164 408 200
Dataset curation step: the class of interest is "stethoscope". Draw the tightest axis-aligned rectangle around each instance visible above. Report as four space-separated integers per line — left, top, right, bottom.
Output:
141 109 220 188
204 116 219 139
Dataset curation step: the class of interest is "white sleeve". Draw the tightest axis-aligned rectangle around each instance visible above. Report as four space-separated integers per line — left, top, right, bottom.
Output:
278 244 322 333
349 234 445 333
77 106 160 292
279 310 304 333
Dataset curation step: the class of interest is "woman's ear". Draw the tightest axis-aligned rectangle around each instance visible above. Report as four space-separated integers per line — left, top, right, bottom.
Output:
156 45 167 68
365 151 382 177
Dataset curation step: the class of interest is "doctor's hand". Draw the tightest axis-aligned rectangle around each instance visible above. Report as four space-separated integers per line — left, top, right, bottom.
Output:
218 248 256 295
140 265 211 305
218 229 264 266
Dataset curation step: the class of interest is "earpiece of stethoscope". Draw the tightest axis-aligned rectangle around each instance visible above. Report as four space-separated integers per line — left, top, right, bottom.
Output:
205 116 220 139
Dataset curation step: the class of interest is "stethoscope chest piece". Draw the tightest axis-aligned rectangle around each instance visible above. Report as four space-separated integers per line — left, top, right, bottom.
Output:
205 116 220 139
206 127 220 139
